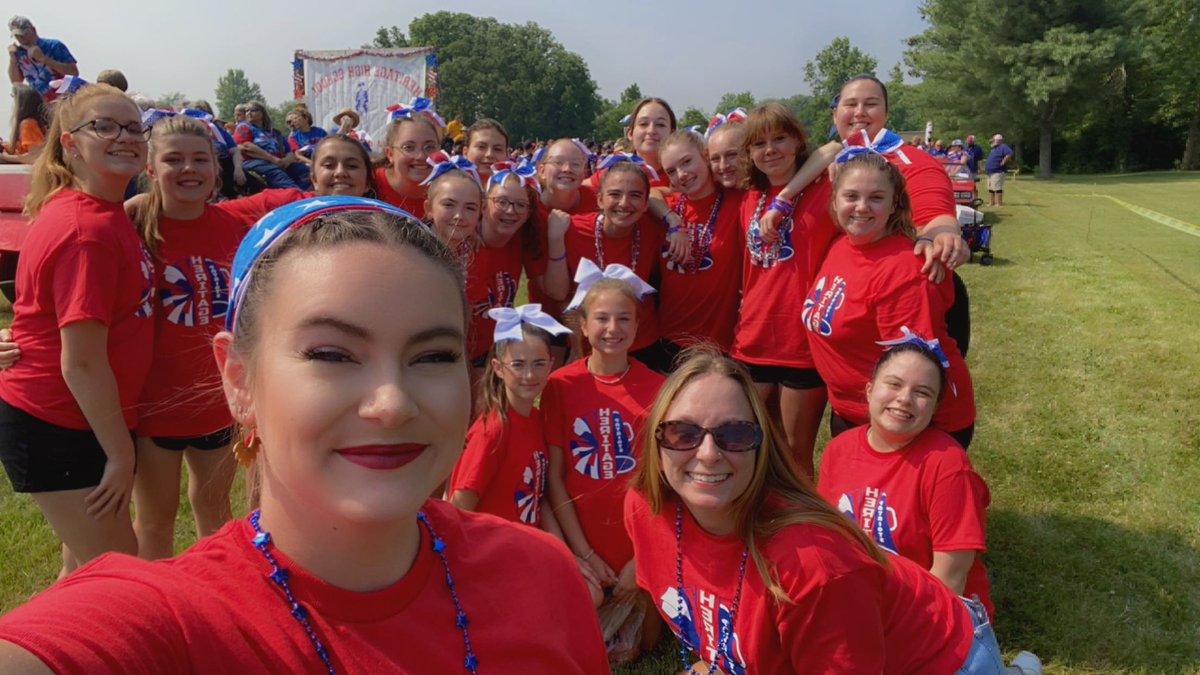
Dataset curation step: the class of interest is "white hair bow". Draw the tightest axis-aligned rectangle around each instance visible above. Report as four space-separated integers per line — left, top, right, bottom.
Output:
566 258 656 311
488 304 571 343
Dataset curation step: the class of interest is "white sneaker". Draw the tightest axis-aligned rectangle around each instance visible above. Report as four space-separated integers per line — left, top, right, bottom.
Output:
1006 651 1042 675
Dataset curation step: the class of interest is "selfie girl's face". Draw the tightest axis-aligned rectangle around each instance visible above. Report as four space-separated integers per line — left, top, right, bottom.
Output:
385 120 439 186
707 126 745 190
426 175 482 249
244 242 470 524
866 351 941 440
465 128 507 178
659 373 757 536
150 134 216 204
661 142 711 197
627 102 671 161
312 140 369 197
538 140 586 193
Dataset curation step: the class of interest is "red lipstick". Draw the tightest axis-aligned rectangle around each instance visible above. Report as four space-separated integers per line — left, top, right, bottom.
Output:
335 444 428 470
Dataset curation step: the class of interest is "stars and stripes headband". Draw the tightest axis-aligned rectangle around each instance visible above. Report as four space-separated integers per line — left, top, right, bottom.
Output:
567 258 656 311
704 108 748 139
488 159 541 193
226 197 422 332
595 152 660 182
420 151 482 188
488 304 571 343
387 97 446 128
835 128 906 164
44 76 88 103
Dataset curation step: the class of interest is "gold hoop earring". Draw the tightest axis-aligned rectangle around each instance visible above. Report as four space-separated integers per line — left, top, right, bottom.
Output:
232 427 261 467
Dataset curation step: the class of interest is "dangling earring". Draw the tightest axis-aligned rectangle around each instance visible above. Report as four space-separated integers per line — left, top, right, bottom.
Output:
232 427 261 467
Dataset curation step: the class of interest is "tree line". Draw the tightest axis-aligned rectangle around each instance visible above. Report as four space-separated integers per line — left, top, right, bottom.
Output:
198 5 1195 177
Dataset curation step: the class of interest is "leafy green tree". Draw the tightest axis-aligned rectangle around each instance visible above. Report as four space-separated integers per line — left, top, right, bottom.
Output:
680 106 708 129
593 84 646 141
154 91 188 110
370 25 410 48
907 0 1123 178
884 64 922 134
381 12 601 141
214 69 265 121
1139 0 1200 168
803 37 878 106
713 91 756 116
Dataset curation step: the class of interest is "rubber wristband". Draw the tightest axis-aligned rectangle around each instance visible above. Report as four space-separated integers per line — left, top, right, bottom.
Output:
549 251 567 262
916 236 934 244
667 225 681 235
580 549 595 562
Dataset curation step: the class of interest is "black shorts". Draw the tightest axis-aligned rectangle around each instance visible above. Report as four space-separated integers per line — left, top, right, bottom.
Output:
0 398 131 493
151 426 235 452
630 340 675 374
738 361 825 390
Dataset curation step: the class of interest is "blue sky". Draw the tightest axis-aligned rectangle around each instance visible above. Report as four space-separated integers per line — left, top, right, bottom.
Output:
4 0 929 130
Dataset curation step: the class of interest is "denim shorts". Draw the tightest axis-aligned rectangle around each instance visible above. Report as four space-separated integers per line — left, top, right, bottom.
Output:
957 596 1006 674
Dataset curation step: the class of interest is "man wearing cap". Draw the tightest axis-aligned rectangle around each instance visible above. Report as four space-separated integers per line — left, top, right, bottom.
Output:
985 133 1014 207
964 134 985 178
7 16 78 97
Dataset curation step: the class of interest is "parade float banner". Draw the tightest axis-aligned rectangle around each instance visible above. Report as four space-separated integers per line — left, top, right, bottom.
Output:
293 47 440 144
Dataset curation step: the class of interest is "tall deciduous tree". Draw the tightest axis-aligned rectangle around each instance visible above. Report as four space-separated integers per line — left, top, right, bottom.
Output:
593 83 645 141
907 0 1122 178
1140 0 1200 169
713 91 756 116
214 69 265 121
375 12 601 142
680 107 708 129
796 37 878 138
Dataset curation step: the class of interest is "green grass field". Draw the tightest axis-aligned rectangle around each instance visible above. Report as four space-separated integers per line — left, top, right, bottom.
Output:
2 173 1199 673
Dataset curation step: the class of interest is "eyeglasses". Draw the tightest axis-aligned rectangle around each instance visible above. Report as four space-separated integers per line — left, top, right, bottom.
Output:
545 158 585 170
490 197 530 213
69 118 149 141
501 359 551 374
390 143 436 157
655 420 763 453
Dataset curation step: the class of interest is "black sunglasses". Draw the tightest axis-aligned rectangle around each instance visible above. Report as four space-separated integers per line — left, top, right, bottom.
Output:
655 420 763 453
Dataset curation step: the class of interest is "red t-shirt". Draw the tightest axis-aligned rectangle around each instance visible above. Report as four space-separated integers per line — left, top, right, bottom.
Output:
889 148 957 227
528 185 598 309
564 211 664 353
541 358 663 570
624 490 973 674
731 179 840 368
817 426 993 616
0 190 154 430
804 232 975 432
658 189 743 351
138 190 303 437
465 239 525 360
449 407 549 526
0 500 607 674
371 166 427 220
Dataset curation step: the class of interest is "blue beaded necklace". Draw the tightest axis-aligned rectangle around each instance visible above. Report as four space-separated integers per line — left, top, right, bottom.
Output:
674 501 748 675
249 509 479 674
670 188 723 274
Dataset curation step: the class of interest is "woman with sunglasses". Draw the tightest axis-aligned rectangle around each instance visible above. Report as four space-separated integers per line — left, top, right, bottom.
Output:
625 347 1010 673
0 84 154 574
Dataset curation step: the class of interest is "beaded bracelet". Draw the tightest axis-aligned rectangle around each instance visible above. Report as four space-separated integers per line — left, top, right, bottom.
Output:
767 196 795 216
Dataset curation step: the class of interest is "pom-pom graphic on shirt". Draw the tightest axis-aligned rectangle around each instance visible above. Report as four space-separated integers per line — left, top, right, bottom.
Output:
659 586 747 675
160 257 231 327
473 271 518 317
745 215 794 268
514 450 548 525
570 409 636 480
802 274 846 337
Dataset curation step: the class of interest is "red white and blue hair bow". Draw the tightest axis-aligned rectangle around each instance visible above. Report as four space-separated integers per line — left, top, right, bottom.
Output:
141 107 233 149
875 326 957 394
619 114 632 126
227 197 423 332
488 304 571 343
567 258 656 311
595 152 660 182
141 108 177 129
387 97 446 128
685 125 704 136
420 151 482 188
44 75 88 103
704 108 748 139
835 128 907 164
488 159 541 193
